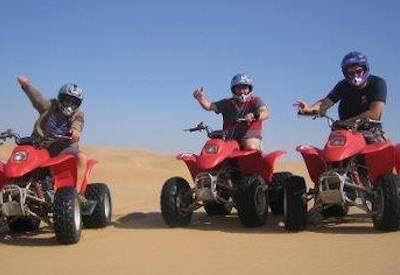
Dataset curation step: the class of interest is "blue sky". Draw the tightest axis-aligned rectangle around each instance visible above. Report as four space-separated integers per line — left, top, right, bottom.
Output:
0 0 399 159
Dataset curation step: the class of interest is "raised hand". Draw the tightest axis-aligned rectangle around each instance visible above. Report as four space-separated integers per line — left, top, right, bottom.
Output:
193 87 205 101
17 75 31 88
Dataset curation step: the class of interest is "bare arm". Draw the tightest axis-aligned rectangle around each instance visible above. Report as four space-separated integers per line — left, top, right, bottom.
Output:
70 111 84 142
17 76 51 114
193 87 218 112
346 101 384 122
257 106 269 121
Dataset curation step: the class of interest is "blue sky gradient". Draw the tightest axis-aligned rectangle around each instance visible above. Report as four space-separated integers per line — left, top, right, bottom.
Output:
1 0 399 159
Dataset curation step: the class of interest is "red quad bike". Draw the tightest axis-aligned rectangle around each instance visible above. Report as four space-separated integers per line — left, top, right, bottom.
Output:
0 129 112 244
293 113 400 231
160 121 292 228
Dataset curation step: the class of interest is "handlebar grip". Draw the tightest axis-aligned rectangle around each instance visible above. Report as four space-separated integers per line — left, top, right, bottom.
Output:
298 110 319 116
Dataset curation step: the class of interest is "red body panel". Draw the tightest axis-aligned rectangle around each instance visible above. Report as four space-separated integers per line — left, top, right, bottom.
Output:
197 139 240 170
177 138 286 183
362 142 395 183
0 145 97 194
323 131 366 162
296 145 324 184
5 145 50 178
299 128 395 185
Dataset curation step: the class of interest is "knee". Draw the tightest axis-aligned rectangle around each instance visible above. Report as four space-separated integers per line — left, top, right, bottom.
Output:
242 139 262 151
244 144 259 151
76 153 87 164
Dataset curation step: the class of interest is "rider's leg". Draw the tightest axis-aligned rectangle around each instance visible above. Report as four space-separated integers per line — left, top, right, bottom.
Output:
242 138 262 151
75 152 87 193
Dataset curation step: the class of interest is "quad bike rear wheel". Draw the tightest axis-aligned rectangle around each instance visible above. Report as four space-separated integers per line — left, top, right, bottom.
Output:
268 172 292 216
82 183 112 228
54 187 82 244
8 217 40 233
284 175 307 231
235 176 268 227
160 177 193 227
372 173 400 231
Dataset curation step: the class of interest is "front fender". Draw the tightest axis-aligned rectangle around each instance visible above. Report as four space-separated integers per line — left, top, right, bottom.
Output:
297 145 324 184
42 154 77 191
177 153 200 180
262 150 287 183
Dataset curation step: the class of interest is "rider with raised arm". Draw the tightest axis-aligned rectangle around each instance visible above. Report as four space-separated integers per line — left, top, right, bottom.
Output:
193 73 269 150
17 76 88 192
296 51 387 142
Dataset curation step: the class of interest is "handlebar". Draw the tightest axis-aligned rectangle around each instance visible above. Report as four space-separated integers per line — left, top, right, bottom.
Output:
297 112 382 131
0 129 73 146
184 122 208 133
236 118 248 123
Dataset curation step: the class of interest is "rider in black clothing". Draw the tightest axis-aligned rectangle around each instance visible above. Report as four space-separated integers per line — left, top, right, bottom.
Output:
296 51 387 142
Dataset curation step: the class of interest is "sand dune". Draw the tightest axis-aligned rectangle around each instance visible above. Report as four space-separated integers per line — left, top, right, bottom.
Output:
0 145 399 275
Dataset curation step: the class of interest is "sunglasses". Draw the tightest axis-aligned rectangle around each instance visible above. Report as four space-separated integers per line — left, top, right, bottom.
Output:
347 67 365 77
61 95 81 107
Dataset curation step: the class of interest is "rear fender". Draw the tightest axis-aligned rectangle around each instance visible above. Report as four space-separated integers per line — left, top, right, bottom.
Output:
363 143 395 183
296 145 324 184
236 150 265 178
176 153 200 179
396 144 400 175
41 154 77 191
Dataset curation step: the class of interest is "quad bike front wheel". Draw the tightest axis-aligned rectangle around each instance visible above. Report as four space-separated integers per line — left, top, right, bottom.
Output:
160 177 193 227
8 217 40 233
235 176 268 227
82 183 112 228
54 187 82 244
372 173 400 231
268 172 292 216
284 175 307 231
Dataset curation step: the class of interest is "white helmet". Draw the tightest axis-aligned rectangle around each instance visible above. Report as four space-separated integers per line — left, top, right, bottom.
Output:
230 73 254 102
57 83 83 116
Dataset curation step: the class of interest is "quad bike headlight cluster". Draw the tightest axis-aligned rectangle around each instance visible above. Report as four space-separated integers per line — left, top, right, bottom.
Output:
13 151 28 161
330 136 346 146
203 144 219 154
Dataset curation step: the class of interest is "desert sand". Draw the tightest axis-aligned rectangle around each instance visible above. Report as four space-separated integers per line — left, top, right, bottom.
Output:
0 145 399 275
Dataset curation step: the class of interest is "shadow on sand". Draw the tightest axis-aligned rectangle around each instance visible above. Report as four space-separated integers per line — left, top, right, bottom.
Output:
114 211 388 235
0 225 59 247
308 213 386 235
114 211 288 234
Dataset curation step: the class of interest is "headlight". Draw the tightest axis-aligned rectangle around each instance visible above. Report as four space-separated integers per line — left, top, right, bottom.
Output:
13 151 28 161
203 144 219 154
329 136 346 146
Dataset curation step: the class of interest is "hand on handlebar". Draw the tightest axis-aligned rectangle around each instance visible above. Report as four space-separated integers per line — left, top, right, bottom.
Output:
236 113 256 124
